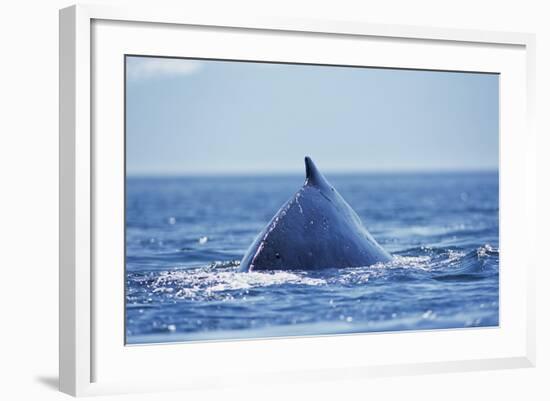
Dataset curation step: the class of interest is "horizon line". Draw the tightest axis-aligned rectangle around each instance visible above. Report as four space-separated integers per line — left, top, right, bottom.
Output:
126 167 499 178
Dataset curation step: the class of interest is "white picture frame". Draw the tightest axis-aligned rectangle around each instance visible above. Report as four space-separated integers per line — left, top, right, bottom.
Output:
59 4 536 397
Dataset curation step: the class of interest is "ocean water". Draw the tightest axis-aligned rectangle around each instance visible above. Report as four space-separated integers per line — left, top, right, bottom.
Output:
125 172 499 344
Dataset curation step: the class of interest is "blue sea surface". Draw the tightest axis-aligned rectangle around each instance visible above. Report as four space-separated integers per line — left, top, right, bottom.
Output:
125 172 499 344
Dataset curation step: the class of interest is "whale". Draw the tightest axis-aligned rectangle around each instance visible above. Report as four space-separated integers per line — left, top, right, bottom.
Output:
239 157 392 272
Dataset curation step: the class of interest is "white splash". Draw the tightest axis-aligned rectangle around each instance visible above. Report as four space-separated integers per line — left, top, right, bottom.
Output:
152 269 326 300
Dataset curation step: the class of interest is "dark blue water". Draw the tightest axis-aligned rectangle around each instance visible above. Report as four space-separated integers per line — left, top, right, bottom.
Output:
125 172 499 344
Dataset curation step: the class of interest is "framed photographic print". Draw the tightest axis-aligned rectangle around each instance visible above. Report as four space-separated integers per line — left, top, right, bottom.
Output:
59 4 536 396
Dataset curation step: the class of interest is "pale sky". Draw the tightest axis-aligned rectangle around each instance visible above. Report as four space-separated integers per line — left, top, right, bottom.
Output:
126 56 499 176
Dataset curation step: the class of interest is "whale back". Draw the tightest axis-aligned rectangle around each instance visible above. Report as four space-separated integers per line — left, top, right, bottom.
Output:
239 157 391 272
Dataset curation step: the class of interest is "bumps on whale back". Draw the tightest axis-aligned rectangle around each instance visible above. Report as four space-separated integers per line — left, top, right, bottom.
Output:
239 157 391 272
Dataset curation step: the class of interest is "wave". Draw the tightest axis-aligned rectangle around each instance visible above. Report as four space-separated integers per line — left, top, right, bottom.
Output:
126 245 498 303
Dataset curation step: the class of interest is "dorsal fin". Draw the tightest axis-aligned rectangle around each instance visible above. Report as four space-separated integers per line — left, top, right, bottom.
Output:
304 156 330 188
